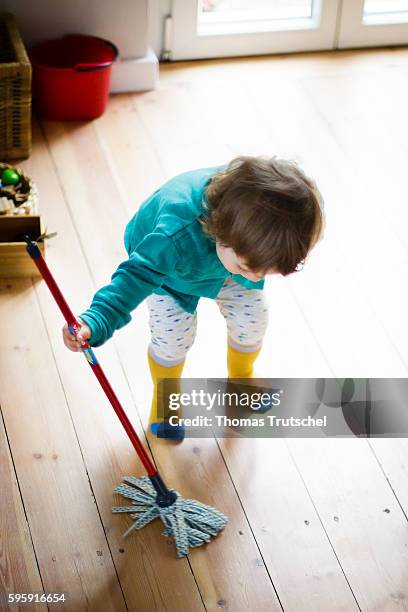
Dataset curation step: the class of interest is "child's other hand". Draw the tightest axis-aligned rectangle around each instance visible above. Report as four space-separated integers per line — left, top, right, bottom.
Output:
62 318 91 352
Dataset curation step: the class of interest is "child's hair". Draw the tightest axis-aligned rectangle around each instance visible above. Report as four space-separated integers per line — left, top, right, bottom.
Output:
199 155 325 276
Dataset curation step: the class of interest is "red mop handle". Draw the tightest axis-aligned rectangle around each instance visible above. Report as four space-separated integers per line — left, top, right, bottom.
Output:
24 237 157 477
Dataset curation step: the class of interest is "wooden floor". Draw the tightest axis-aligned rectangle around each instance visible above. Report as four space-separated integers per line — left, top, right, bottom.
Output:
1 47 408 611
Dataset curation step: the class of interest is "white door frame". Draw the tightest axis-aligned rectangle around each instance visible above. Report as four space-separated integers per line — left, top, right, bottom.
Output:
170 0 342 61
338 0 408 48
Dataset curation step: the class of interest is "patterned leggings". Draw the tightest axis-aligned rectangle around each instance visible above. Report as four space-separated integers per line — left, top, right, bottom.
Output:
146 276 269 366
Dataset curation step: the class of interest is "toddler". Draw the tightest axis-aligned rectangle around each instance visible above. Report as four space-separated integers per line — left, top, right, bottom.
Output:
63 156 325 441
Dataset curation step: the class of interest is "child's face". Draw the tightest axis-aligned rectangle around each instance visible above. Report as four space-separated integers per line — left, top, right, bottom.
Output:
216 241 279 281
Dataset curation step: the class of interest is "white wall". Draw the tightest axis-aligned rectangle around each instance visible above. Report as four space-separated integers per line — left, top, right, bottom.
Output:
3 0 148 59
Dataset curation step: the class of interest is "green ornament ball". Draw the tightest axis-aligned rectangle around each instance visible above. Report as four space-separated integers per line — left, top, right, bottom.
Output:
2 168 21 186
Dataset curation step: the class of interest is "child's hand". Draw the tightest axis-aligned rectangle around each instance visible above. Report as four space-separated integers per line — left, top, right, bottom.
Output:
62 318 91 352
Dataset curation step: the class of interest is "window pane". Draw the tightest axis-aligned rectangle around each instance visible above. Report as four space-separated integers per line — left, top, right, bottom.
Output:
198 0 315 35
199 0 313 21
364 0 408 15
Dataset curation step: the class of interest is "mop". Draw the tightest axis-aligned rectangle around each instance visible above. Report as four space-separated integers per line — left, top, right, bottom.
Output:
24 236 228 557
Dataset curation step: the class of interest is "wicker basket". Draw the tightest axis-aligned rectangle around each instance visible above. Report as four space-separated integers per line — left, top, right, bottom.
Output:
0 13 31 161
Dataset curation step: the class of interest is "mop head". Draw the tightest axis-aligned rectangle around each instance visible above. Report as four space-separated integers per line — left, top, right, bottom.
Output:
112 475 228 557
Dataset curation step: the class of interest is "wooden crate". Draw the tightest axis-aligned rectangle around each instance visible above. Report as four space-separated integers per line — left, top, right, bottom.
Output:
0 214 45 278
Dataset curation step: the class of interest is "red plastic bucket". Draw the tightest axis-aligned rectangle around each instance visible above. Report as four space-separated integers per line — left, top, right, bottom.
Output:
29 34 119 121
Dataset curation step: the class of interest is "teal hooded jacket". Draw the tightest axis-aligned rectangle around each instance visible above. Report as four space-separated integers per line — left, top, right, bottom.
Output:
78 165 265 347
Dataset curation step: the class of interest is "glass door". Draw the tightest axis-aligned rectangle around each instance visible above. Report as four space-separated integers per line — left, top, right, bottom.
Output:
171 0 341 60
338 0 408 47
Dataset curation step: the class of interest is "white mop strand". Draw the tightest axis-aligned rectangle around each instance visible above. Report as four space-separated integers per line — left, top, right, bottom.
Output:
112 475 228 557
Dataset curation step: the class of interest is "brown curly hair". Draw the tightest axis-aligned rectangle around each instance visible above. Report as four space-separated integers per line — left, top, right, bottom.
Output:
199 155 325 276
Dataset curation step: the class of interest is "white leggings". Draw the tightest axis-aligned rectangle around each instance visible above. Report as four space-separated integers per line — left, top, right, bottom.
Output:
146 276 269 366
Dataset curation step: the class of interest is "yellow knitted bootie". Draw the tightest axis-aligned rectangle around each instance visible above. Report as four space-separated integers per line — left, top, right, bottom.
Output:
227 341 261 379
227 341 275 415
147 351 186 441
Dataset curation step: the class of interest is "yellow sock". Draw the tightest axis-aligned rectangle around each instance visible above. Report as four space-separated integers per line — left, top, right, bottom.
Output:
227 341 261 378
147 351 185 429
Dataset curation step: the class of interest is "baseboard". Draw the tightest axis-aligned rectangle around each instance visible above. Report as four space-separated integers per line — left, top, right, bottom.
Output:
110 48 159 93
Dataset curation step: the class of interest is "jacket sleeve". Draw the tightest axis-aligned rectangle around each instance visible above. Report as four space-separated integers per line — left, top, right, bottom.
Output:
78 230 179 347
